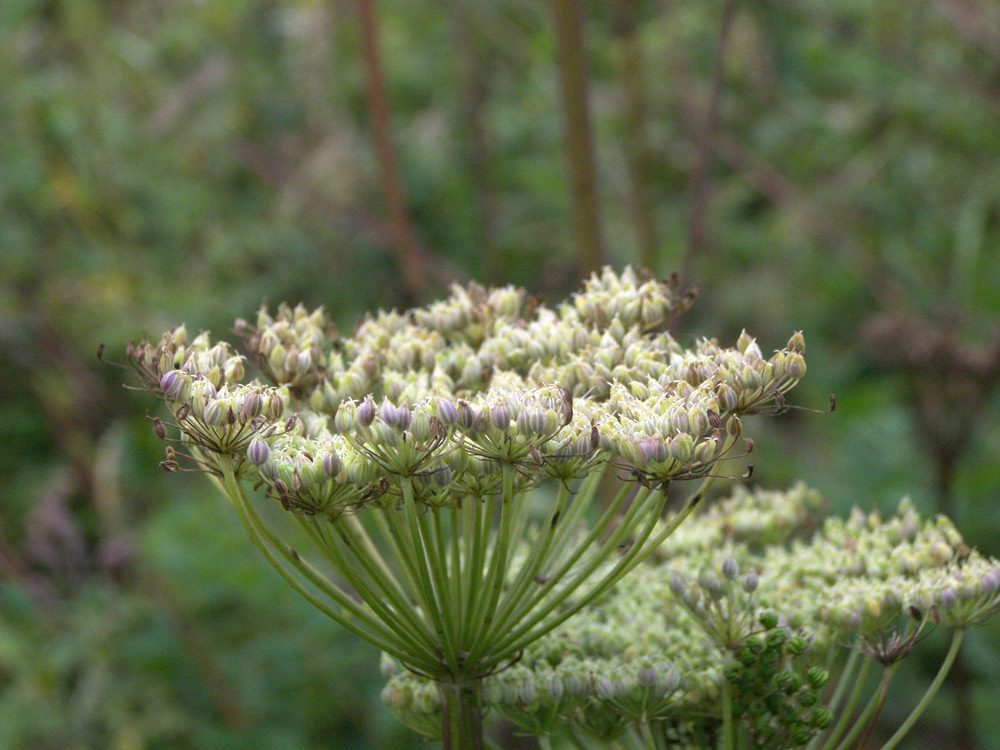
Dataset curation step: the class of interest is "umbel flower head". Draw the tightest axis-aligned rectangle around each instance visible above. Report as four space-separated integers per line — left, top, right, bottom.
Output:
127 267 811 747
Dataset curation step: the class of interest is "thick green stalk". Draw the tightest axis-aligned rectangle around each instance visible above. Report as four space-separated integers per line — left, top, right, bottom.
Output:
440 678 485 750
722 670 736 750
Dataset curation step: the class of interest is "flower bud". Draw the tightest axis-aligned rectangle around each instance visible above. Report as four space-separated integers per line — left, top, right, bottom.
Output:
742 572 759 593
357 397 376 427
159 370 184 399
334 403 355 433
437 398 458 425
247 439 270 466
490 404 511 431
322 452 341 478
721 558 740 580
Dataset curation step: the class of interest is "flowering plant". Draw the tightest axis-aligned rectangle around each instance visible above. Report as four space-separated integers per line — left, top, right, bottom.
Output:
126 268 994 748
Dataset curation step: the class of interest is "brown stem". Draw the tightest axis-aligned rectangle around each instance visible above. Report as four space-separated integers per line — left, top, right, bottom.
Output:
358 0 429 302
552 0 604 278
613 0 658 272
682 0 737 287
451 2 501 282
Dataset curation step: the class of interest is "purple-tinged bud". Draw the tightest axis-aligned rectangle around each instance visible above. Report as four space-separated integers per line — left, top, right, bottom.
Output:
357 397 376 427
980 570 1000 594
517 408 547 435
321 452 341 478
247 439 270 466
787 353 806 379
437 398 458 425
574 434 593 456
940 587 958 607
159 370 184 399
721 558 740 580
241 391 263 421
742 572 759 593
635 440 654 465
202 400 225 426
490 404 511 431
669 574 685 598
638 667 657 688
456 401 476 430
594 676 615 701
717 383 738 412
396 404 411 431
379 399 399 427
267 394 284 420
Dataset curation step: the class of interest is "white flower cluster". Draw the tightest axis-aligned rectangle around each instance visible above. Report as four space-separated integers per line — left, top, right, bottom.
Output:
380 483 1000 746
130 267 806 511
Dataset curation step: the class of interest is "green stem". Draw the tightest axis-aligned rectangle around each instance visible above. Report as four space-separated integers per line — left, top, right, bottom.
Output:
440 678 485 750
217 462 437 670
819 655 872 750
879 629 965 750
722 670 736 750
831 662 894 750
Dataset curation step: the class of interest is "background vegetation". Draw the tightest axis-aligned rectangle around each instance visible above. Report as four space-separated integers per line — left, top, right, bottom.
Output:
1 0 999 747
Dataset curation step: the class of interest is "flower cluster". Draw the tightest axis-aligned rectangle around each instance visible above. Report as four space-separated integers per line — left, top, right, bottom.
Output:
129 267 805 510
380 483 1000 747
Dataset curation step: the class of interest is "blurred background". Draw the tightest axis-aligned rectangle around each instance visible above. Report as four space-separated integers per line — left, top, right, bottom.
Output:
2 0 1000 747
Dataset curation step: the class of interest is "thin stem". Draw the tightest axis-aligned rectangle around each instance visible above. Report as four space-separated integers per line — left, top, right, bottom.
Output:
879 629 966 750
400 477 457 673
463 466 519 665
722 668 736 750
819 654 873 750
217 463 436 669
831 662 895 750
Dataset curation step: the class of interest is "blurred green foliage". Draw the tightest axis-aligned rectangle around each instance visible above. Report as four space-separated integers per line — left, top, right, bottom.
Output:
1 0 999 748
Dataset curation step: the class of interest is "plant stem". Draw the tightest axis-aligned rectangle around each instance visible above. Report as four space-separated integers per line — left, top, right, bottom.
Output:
440 678 485 750
819 655 872 750
722 669 736 750
879 629 965 750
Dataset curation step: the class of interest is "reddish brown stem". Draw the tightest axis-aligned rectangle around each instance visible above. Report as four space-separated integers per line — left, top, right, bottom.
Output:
682 0 737 286
358 0 429 302
552 0 604 278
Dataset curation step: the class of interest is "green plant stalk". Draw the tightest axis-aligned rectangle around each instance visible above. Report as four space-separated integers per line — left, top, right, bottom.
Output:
440 678 485 750
480 471 604 644
831 662 896 750
483 478 643 647
293 514 439 655
721 668 736 750
879 629 965 750
417 503 460 666
486 487 667 665
818 653 872 750
216 462 439 669
638 718 658 750
480 483 654 662
462 466 520 666
400 477 459 673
